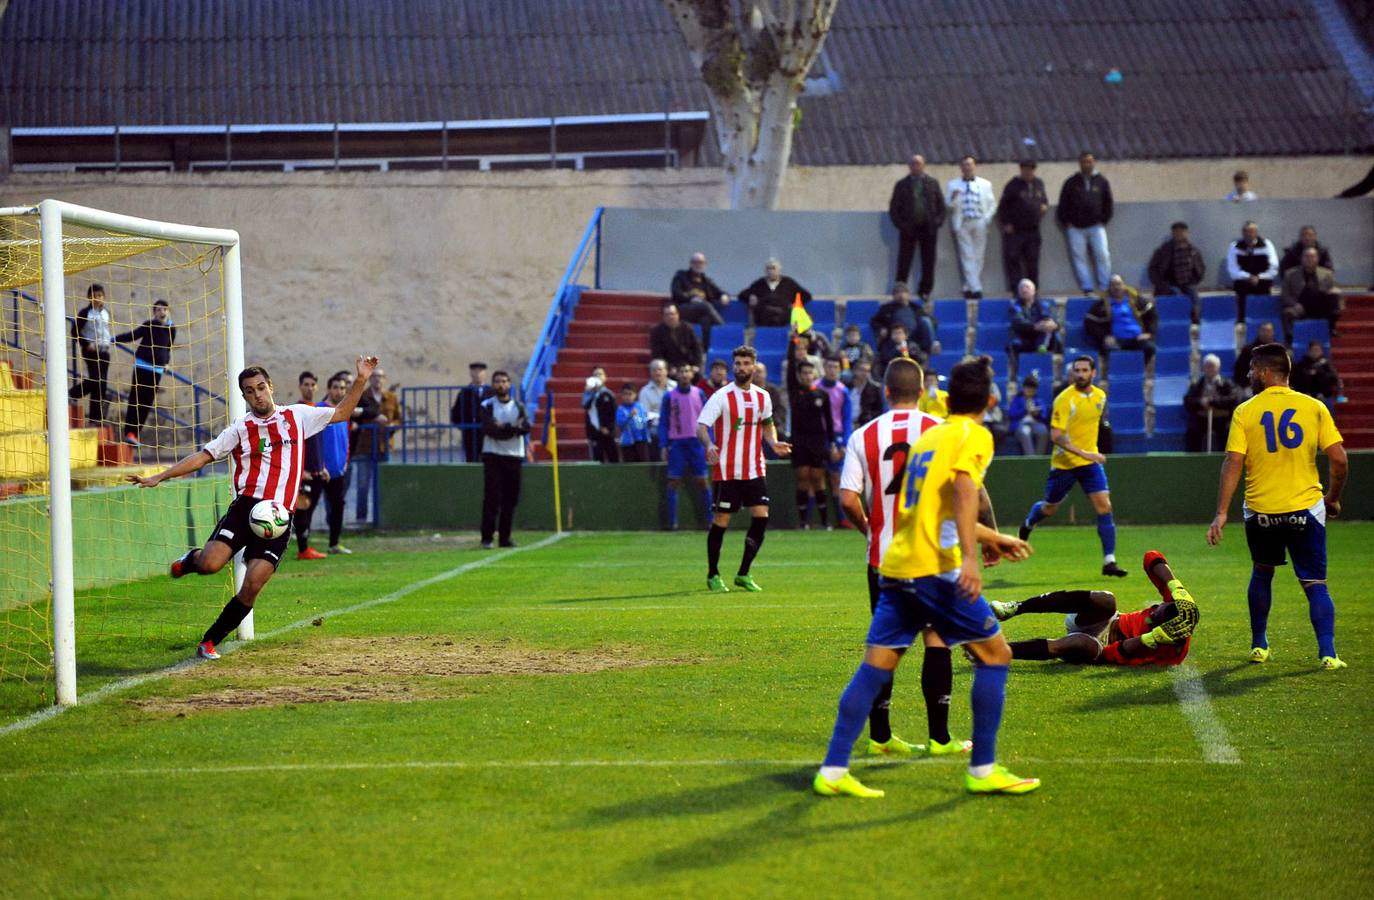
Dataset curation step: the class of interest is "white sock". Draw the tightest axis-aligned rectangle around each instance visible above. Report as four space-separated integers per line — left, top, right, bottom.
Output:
1104 553 1116 564
819 766 847 782
968 763 994 779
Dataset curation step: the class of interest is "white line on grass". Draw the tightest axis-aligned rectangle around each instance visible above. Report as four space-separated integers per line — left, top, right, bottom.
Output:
0 754 1227 781
0 533 570 740
1170 662 1241 764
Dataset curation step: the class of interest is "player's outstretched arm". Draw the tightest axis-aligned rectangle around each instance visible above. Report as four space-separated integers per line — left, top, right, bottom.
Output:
1325 442 1348 519
1207 451 1245 545
331 355 381 424
975 525 1031 563
127 450 214 488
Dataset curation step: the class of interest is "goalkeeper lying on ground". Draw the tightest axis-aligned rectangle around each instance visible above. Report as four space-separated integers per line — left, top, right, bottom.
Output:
991 551 1199 666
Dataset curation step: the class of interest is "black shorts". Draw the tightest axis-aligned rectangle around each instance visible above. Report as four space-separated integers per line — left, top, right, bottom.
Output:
210 495 291 569
713 477 770 513
790 438 831 469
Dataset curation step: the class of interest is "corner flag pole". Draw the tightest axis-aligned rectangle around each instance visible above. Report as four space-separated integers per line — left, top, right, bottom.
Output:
545 393 563 533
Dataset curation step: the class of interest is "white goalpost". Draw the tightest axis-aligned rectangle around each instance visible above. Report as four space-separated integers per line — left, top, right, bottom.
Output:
0 199 246 706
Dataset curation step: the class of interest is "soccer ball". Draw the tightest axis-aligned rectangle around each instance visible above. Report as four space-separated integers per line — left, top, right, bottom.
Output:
249 499 291 539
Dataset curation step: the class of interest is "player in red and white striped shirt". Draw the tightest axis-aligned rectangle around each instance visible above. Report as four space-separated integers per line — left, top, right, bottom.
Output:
695 345 791 593
131 355 378 659
838 357 973 757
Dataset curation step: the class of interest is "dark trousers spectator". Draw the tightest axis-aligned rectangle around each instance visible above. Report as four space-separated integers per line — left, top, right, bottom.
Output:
481 453 522 546
1154 283 1201 324
293 479 323 553
354 458 377 521
1186 412 1230 453
589 433 619 463
460 426 482 464
1282 291 1341 344
619 442 649 462
122 365 162 441
323 469 350 548
69 348 110 424
896 227 938 297
676 299 724 350
1232 279 1273 322
1002 231 1041 292
1103 336 1156 366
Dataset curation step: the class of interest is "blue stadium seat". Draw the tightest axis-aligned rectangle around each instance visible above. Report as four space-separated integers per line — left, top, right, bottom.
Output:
932 299 968 352
1244 295 1281 325
976 298 1010 326
927 352 965 378
722 302 749 324
707 324 745 357
1063 296 1097 324
1153 404 1189 435
843 299 882 330
1198 320 1236 352
1154 375 1191 406
1155 319 1190 350
1107 377 1144 405
1108 350 1146 378
1292 319 1330 350
1110 403 1146 435
1155 347 1191 376
982 352 1010 383
1200 294 1237 323
757 352 785 380
1213 348 1237 377
975 324 1009 353
807 300 837 333
1154 294 1193 323
1061 296 1097 353
751 326 791 356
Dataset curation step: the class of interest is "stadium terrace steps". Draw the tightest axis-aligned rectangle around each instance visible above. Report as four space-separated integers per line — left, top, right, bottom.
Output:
1333 293 1374 449
533 290 668 461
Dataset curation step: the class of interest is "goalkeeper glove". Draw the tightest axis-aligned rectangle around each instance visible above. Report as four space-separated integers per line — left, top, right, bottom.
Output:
1141 599 1200 647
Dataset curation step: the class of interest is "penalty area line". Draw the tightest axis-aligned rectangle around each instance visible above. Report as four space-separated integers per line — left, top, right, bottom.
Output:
0 533 570 740
1170 662 1241 764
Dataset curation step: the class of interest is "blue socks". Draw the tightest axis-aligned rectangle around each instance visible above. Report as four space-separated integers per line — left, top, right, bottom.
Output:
1248 567 1274 649
666 488 678 528
1023 501 1047 530
1096 512 1116 557
824 662 893 768
1304 582 1337 659
969 664 1009 767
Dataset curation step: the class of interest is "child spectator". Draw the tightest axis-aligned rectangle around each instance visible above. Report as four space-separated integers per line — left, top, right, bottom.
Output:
1009 374 1050 455
582 374 618 462
615 383 651 462
876 323 917 375
917 368 949 417
835 324 875 382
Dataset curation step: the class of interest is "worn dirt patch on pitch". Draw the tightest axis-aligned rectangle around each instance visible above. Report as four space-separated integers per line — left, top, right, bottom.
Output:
131 637 680 714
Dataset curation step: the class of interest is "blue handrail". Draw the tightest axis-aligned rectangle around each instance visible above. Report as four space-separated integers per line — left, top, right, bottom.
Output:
519 207 604 423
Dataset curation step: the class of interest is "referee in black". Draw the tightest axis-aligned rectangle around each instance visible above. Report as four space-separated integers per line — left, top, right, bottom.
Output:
478 370 531 549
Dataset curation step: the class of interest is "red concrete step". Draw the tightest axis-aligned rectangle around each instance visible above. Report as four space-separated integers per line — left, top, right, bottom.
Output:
551 360 651 379
1336 411 1374 430
580 290 667 305
575 304 662 324
1338 427 1374 449
563 332 650 352
556 347 652 367
567 320 653 337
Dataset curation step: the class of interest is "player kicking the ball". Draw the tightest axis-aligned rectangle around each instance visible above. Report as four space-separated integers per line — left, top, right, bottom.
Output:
993 551 1200 666
130 355 379 660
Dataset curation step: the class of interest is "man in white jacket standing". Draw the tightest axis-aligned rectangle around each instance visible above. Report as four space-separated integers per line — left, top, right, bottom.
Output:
947 156 997 300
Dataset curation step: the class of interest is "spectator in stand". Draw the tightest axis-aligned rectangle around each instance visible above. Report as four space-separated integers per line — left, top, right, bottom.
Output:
1085 275 1157 365
1224 170 1257 202
290 371 329 560
786 358 837 529
114 298 176 446
1281 246 1343 343
1057 151 1114 294
796 326 832 361
318 373 353 555
848 359 883 431
887 153 947 300
1235 321 1276 389
582 374 618 462
1291 340 1345 405
1279 225 1334 279
670 252 730 349
1226 220 1279 322
998 159 1049 291
946 155 997 299
69 283 113 425
449 361 492 463
918 368 949 418
351 366 400 522
704 358 730 396
870 283 936 359
639 359 676 458
1009 374 1050 456
875 323 915 376
752 361 787 440
615 383 651 462
648 304 704 379
1007 278 1061 367
1147 222 1207 324
1183 353 1240 452
479 370 530 549
740 257 812 327
835 324 876 382
818 356 854 527
659 363 713 529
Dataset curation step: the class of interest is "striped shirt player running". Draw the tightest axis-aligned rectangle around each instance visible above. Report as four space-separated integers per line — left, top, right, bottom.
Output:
130 355 379 660
838 357 974 759
1207 342 1348 670
695 345 791 592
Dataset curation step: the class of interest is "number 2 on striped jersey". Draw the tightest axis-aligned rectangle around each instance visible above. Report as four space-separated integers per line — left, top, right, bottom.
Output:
882 442 910 496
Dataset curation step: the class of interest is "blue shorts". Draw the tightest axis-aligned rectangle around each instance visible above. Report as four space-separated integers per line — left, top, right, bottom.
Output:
1044 462 1109 504
666 438 707 479
869 574 1002 648
1245 505 1327 580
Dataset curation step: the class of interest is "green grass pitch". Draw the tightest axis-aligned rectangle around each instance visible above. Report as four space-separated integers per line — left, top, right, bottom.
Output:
1 523 1371 898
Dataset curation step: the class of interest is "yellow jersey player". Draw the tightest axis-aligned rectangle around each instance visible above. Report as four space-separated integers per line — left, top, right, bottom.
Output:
1018 355 1127 577
1207 343 1348 669
814 356 1035 799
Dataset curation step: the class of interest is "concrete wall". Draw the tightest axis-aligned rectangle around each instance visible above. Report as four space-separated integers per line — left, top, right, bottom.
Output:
2 154 1368 390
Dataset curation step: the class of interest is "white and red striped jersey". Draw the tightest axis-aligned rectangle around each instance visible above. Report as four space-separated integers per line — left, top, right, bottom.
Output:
840 407 943 567
203 403 336 511
696 381 774 482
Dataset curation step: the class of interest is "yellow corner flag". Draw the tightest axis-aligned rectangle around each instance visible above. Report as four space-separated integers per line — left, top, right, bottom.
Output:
790 292 813 335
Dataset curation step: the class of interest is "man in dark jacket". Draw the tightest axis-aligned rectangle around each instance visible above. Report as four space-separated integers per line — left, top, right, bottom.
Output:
997 159 1048 291
1291 340 1344 403
1280 246 1342 342
1147 222 1207 324
739 257 812 327
449 361 493 462
869 283 936 355
1279 225 1334 279
670 252 729 349
1183 353 1240 452
582 375 619 463
887 154 947 301
114 299 176 445
1056 151 1114 293
648 304 704 377
1234 321 1276 388
1007 279 1062 362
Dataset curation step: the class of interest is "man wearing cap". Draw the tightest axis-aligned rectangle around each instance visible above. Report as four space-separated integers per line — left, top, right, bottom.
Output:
997 160 1049 292
1148 222 1207 325
451 361 494 462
